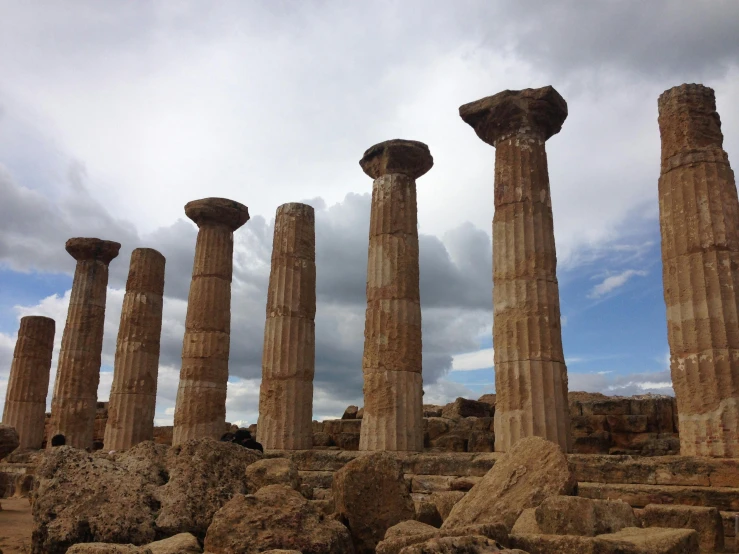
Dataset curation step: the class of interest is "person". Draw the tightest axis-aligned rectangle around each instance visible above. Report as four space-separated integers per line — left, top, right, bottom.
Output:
50 434 66 447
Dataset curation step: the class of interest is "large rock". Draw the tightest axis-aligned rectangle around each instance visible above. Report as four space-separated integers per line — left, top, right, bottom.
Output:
641 504 724 553
65 545 147 553
156 438 260 538
333 452 415 554
510 509 540 535
203 485 354 553
429 491 465 523
511 527 699 553
0 424 20 460
441 398 492 420
245 457 300 493
377 524 509 554
397 535 517 553
535 496 637 536
32 445 163 554
598 527 699 553
146 533 202 554
442 437 577 531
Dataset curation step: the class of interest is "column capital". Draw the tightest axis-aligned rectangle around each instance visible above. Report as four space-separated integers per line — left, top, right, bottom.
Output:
277 202 315 220
459 86 567 146
65 238 121 264
360 139 433 180
185 197 250 231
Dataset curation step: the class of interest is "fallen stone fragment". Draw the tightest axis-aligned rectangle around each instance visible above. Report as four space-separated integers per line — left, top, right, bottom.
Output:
376 522 508 554
146 533 202 554
535 496 637 536
397 535 519 553
66 545 147 554
510 509 540 535
0 424 19 460
203 485 354 554
156 438 260 538
333 452 416 554
641 504 724 553
245 457 301 493
442 437 577 531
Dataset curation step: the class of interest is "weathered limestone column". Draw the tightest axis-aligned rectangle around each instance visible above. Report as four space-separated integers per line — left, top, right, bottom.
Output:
257 203 316 450
172 197 249 446
459 86 571 452
2 316 55 450
49 238 121 449
658 84 739 457
104 248 166 451
358 139 432 451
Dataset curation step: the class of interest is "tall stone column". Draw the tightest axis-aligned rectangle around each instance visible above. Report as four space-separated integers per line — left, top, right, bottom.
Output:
173 197 249 446
104 248 166 451
2 316 55 450
257 203 316 450
49 238 121 449
459 86 571 452
358 139 432 452
658 84 739 457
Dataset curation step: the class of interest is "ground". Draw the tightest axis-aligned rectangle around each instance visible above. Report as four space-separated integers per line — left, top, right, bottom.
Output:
0 497 32 553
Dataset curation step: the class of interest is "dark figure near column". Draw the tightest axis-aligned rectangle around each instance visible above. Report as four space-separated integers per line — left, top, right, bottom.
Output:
50 434 66 447
220 429 263 452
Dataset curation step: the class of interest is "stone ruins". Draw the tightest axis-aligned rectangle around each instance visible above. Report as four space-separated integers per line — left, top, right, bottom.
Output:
359 139 432 452
48 237 121 450
459 86 571 452
0 83 738 554
172 197 250 446
257 202 316 450
104 248 166 451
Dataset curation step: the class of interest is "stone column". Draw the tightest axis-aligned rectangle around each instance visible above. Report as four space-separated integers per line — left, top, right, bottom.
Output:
104 248 166 451
658 84 739 457
173 197 249 446
49 238 120 449
257 203 316 450
459 86 571 452
358 139 432 452
2 316 55 450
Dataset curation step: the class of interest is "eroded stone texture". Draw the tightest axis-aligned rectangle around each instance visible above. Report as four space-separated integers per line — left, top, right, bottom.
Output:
172 198 249 445
104 249 165 451
49 238 120 449
3 316 55 450
657 83 739 457
459 87 571 452
257 203 315 450
359 139 432 452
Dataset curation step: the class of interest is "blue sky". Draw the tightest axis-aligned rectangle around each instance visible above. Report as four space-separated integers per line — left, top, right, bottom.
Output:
1 2 738 425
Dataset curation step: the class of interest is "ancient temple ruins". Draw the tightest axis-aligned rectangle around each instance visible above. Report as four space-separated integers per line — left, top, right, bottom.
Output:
2 82 738 464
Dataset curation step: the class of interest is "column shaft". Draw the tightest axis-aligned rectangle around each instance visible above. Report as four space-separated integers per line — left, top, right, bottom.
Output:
360 173 424 451
104 248 165 450
49 238 119 449
492 136 570 451
257 203 316 450
658 84 739 457
2 316 55 450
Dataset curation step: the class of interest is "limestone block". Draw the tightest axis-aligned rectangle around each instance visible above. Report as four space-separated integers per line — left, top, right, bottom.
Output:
641 504 724 553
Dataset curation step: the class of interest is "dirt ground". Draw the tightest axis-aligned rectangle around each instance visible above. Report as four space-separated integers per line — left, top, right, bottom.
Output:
0 497 33 554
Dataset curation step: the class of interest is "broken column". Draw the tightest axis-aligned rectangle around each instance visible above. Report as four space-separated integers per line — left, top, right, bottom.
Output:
2 316 55 450
104 248 166 451
658 84 739 457
459 86 571 452
172 197 249 446
49 238 121 449
257 203 316 450
358 139 432 451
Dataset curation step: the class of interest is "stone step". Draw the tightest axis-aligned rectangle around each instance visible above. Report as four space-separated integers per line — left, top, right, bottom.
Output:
578 482 739 512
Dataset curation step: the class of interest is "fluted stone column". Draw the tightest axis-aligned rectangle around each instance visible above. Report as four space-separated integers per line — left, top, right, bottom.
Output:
358 139 432 452
257 203 316 450
173 197 249 446
460 86 571 452
104 248 166 451
2 316 55 450
49 238 120 449
658 84 739 457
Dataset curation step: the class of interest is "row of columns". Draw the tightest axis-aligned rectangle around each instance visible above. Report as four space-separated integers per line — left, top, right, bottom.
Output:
2 83 738 457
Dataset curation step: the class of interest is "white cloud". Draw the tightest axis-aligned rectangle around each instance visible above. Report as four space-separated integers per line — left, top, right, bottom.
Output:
588 269 648 299
451 347 494 371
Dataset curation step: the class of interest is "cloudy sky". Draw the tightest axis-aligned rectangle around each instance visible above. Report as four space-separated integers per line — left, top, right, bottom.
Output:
1 1 738 426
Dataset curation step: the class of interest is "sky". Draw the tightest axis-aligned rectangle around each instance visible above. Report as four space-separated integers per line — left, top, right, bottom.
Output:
1 1 738 426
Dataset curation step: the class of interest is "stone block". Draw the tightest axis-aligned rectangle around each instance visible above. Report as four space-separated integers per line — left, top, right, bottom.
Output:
441 398 492 419
641 504 724 553
535 495 637 536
